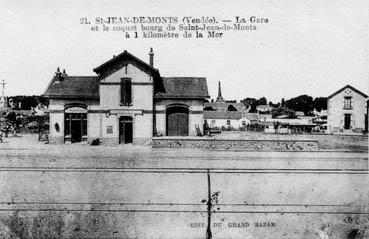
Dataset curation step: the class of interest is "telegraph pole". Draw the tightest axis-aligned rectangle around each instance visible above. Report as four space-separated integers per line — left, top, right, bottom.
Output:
0 79 5 109
1 79 5 100
0 79 5 135
206 169 212 239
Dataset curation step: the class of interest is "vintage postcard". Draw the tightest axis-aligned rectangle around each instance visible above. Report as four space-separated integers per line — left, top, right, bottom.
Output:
0 0 368 238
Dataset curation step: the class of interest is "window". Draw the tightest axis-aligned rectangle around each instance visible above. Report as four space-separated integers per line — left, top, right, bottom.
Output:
106 125 113 134
242 121 247 126
121 78 132 105
227 120 231 125
344 97 352 109
211 119 216 125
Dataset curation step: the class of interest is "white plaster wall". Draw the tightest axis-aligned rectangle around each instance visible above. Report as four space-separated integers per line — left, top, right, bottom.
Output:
88 113 101 138
189 114 203 136
100 64 153 110
49 113 64 138
155 99 204 108
134 114 153 138
102 63 151 83
206 118 242 129
49 99 99 110
155 113 166 136
101 115 118 139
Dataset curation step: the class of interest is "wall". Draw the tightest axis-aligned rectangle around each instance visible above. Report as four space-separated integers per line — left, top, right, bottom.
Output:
87 113 101 142
100 114 119 145
155 99 205 136
100 64 153 110
327 88 367 133
206 118 250 129
49 112 64 144
48 99 99 144
152 138 319 151
134 113 153 145
99 63 153 144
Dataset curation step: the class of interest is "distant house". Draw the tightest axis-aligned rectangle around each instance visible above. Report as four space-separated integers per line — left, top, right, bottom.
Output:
261 117 316 134
256 104 273 114
327 85 368 134
204 111 258 129
294 111 305 117
204 111 242 129
243 113 259 125
313 108 327 117
43 49 209 145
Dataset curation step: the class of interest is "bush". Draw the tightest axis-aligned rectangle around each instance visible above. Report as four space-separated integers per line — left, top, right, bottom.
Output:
91 138 100 146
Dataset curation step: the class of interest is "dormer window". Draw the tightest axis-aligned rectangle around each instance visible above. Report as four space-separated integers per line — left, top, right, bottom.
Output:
120 78 132 105
344 96 352 109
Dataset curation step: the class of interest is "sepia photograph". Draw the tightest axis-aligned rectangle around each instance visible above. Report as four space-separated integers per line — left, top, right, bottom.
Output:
0 0 368 238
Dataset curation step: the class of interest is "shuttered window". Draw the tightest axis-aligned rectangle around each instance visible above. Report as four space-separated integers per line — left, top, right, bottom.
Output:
120 78 132 105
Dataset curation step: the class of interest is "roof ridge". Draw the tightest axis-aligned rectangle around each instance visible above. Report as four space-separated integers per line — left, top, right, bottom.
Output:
93 50 159 74
328 84 368 98
64 75 98 77
163 76 206 79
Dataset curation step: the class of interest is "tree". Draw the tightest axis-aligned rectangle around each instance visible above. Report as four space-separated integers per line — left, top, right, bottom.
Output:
9 95 49 110
285 95 314 115
313 97 327 112
5 112 16 122
242 97 267 113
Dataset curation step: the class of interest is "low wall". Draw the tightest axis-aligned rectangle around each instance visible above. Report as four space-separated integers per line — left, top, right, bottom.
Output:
152 137 319 151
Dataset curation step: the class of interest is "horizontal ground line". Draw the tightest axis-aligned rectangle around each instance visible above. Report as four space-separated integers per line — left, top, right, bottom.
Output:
0 170 366 174
0 202 357 207
2 156 368 162
214 211 369 214
0 209 367 214
0 167 366 171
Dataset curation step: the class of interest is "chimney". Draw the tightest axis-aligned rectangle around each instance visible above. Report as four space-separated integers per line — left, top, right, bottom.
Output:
55 67 61 81
149 48 154 67
62 69 67 76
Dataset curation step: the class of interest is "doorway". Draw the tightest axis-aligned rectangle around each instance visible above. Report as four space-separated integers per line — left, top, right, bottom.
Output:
166 106 189 136
344 114 351 130
71 120 82 143
64 113 87 143
119 116 133 144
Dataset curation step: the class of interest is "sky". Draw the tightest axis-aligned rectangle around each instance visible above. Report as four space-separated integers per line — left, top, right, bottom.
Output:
0 0 368 102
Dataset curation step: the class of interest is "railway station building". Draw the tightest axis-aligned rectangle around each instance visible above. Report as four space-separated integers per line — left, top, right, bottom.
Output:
43 49 209 145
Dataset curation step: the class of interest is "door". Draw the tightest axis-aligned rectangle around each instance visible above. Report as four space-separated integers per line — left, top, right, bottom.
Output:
344 114 351 130
119 117 133 144
166 106 189 136
65 113 87 143
71 120 82 143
